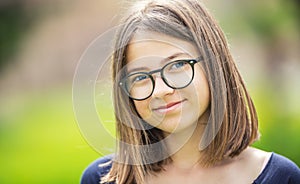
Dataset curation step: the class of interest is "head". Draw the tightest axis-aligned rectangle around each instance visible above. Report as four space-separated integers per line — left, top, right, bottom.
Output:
106 0 259 183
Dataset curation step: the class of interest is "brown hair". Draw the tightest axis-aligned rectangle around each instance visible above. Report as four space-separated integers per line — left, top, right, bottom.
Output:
103 0 259 183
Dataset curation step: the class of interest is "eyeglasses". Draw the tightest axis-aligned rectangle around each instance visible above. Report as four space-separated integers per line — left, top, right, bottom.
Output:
119 56 203 101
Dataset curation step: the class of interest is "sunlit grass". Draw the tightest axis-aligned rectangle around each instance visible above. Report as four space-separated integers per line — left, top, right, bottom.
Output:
251 81 300 164
0 88 101 183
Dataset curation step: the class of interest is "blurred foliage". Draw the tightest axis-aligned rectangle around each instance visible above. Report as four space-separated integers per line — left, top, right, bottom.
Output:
252 81 300 164
219 0 299 40
241 0 299 41
0 1 66 71
0 0 299 183
0 88 100 183
0 2 34 70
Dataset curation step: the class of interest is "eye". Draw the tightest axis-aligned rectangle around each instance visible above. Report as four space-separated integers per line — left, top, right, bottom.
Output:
130 74 149 83
169 60 187 70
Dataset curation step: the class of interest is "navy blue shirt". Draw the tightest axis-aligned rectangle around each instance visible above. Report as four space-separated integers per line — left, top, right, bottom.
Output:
81 153 300 184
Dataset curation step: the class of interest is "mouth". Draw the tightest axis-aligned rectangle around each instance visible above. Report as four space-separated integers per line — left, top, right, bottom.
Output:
152 99 186 114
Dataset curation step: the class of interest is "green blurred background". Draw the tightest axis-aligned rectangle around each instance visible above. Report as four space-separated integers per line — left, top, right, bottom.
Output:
0 0 299 183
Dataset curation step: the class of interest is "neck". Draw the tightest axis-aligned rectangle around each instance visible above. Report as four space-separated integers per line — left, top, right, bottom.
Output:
164 110 209 170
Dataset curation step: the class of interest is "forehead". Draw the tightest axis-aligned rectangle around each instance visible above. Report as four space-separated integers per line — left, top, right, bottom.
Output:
126 31 199 65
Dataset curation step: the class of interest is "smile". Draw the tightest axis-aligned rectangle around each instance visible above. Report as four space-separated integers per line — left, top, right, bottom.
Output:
152 100 186 114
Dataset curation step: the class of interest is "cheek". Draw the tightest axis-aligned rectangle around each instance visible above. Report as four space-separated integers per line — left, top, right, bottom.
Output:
134 100 151 119
193 67 211 113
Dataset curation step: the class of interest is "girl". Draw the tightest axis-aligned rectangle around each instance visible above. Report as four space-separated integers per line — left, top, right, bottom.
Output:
81 0 300 183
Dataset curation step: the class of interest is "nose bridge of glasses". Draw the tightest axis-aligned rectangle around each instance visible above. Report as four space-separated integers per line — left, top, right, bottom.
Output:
151 69 175 97
148 68 168 85
148 68 163 77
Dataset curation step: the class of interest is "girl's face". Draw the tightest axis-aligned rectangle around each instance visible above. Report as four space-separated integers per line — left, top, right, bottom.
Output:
125 31 210 133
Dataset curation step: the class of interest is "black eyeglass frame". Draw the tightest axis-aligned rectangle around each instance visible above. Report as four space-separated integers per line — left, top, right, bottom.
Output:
119 56 204 101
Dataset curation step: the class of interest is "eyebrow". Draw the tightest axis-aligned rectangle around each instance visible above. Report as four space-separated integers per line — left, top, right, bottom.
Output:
127 52 192 74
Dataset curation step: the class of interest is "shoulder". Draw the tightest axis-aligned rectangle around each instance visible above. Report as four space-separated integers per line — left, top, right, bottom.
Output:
80 154 114 184
254 152 300 184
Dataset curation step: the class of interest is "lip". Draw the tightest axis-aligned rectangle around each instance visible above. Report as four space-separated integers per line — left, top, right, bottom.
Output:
152 99 186 114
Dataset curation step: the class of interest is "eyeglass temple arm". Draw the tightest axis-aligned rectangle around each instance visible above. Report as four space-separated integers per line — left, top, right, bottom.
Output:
196 56 204 62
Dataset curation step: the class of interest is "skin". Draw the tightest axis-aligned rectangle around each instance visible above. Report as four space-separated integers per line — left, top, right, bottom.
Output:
126 31 210 134
126 31 271 183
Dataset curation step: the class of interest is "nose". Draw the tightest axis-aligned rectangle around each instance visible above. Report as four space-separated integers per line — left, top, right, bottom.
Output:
152 76 175 98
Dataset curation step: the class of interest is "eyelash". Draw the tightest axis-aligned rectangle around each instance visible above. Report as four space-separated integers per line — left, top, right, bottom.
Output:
132 75 148 82
169 61 186 70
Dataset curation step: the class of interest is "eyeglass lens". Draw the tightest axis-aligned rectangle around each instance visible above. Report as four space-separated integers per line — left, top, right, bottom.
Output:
124 60 195 100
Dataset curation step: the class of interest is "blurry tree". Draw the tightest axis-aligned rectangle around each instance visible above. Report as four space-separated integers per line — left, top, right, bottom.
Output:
241 0 299 75
0 1 35 71
238 0 300 165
